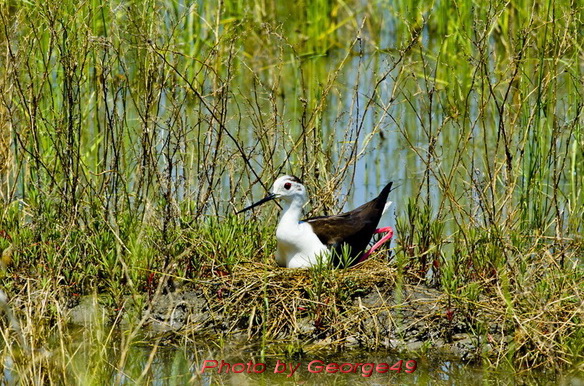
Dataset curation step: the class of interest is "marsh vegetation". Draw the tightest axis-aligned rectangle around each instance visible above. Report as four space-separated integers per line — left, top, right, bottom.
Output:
0 0 582 383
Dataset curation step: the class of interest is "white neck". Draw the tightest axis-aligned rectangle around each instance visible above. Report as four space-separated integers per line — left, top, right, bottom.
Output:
279 197 305 224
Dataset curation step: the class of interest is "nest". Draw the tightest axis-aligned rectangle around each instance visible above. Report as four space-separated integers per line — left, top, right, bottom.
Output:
137 258 507 359
171 259 408 350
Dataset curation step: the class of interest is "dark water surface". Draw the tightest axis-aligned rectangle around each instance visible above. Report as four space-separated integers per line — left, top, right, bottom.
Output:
112 345 582 385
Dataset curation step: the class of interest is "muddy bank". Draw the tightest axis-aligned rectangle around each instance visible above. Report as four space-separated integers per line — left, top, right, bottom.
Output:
68 260 509 361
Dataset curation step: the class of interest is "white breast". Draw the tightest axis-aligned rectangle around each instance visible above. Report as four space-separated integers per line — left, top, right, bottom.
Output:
275 221 328 268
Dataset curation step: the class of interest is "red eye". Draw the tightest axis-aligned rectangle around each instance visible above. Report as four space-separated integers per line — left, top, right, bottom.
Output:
284 182 292 190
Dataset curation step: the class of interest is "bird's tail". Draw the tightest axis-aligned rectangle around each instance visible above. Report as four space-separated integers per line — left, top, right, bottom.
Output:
377 181 393 204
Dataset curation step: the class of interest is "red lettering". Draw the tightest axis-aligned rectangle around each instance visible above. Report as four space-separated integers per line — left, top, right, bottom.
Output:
274 359 286 374
218 360 231 373
339 363 356 373
307 360 324 373
301 359 415 376
390 360 403 372
253 363 267 373
377 363 389 373
361 363 375 377
405 360 417 373
200 360 217 373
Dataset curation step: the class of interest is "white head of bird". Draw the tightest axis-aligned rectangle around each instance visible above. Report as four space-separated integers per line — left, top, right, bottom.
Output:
270 175 308 209
238 175 326 268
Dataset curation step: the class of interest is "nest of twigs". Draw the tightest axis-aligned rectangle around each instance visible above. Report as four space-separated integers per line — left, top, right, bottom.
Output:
211 259 397 339
155 258 462 354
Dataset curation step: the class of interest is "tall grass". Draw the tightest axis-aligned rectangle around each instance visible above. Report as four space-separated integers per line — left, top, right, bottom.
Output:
0 0 582 378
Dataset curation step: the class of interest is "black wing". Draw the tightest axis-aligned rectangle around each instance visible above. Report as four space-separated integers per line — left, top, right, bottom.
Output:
303 181 393 265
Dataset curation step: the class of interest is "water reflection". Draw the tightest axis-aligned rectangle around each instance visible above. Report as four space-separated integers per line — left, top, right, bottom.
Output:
84 344 579 385
2 320 580 384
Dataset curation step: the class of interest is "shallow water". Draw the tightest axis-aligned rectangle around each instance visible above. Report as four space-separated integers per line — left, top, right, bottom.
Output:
73 344 583 385
5 321 580 385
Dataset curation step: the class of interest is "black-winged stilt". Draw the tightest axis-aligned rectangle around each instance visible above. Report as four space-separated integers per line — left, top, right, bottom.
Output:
238 176 393 268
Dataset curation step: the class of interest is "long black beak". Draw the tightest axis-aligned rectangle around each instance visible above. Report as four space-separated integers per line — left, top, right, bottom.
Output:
237 193 277 214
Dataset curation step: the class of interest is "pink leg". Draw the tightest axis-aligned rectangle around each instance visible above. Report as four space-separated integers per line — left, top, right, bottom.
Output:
355 226 394 265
